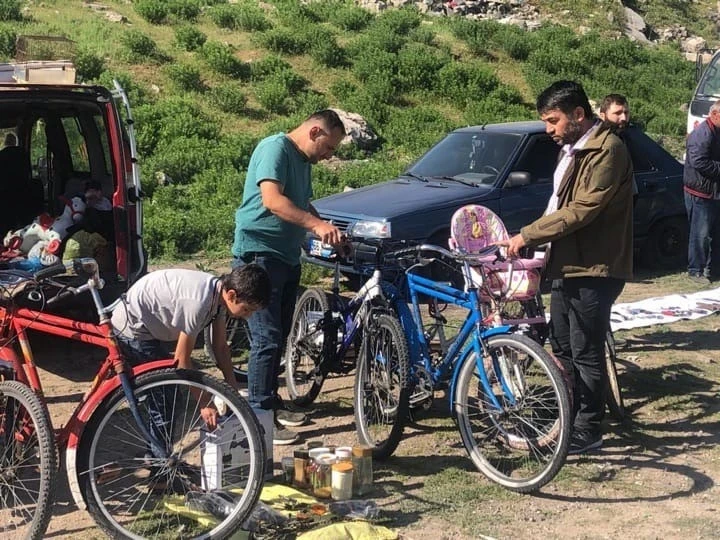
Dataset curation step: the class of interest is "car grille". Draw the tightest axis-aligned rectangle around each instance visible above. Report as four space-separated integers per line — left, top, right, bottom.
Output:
326 218 352 234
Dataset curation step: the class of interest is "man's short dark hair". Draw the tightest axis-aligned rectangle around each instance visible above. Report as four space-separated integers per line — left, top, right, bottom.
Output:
222 264 271 307
536 80 593 118
600 93 628 113
308 109 345 134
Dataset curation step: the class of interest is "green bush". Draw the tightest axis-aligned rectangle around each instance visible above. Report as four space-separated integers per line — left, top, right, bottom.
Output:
200 41 248 78
174 25 206 51
0 0 22 21
0 25 15 58
134 97 220 155
208 3 270 31
380 106 453 157
397 42 450 92
408 25 436 46
292 90 329 117
120 30 166 63
134 0 169 24
307 28 346 67
435 61 499 100
255 75 292 113
165 63 205 92
168 0 202 21
329 4 372 31
249 54 293 80
271 0 321 27
209 83 247 114
144 136 217 184
256 27 309 55
463 96 534 126
372 6 421 36
74 50 105 81
490 24 533 60
97 70 149 106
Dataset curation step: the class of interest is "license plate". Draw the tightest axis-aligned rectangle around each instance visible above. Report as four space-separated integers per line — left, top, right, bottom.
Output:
309 239 323 256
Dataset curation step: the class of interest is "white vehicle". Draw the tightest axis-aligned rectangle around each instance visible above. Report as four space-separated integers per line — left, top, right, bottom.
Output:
688 48 720 134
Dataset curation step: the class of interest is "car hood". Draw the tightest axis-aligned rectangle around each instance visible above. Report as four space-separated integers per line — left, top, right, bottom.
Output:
314 178 495 220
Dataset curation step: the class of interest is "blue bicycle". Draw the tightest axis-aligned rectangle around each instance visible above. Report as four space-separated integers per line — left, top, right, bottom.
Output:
379 244 571 492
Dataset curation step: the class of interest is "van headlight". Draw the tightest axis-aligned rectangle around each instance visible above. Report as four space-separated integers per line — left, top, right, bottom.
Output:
347 220 392 238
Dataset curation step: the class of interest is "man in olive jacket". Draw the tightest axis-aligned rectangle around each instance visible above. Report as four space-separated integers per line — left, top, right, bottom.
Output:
501 80 633 454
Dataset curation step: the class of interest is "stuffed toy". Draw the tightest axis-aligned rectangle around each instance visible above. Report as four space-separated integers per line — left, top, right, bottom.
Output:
50 196 86 240
27 239 61 267
3 214 54 253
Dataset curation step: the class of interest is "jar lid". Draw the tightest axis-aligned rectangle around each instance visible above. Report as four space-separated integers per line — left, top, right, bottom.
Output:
316 453 337 465
294 449 310 459
352 445 373 457
336 446 353 454
335 448 352 460
332 462 353 473
308 448 329 459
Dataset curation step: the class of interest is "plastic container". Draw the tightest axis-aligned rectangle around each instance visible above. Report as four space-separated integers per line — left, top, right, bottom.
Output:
281 456 294 484
331 462 354 501
352 445 373 496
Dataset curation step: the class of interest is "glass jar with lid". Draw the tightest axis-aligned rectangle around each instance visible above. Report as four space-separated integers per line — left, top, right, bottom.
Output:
352 445 373 496
312 453 336 499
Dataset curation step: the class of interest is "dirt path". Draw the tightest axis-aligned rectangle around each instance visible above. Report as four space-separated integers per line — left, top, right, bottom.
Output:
33 268 720 538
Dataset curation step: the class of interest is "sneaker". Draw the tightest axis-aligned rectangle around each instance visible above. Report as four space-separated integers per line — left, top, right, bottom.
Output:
273 422 299 445
568 431 603 455
688 273 711 286
276 408 307 427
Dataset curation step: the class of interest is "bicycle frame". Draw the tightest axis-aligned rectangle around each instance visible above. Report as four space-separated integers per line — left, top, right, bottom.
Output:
0 278 176 511
400 263 513 413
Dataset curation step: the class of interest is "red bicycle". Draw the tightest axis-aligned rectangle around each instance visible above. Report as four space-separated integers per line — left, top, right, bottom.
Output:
0 259 265 539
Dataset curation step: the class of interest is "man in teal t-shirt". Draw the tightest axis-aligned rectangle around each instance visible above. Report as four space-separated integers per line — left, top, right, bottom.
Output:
232 109 345 445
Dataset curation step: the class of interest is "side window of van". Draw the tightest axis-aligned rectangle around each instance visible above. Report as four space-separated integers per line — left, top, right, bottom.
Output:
62 117 90 174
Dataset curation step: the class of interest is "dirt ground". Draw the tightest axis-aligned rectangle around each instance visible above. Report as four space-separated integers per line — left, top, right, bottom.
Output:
34 266 720 539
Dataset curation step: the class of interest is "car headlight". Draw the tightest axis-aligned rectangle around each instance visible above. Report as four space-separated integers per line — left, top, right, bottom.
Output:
347 220 392 238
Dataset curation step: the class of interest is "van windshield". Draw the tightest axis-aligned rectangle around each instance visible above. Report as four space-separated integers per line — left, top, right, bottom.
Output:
406 131 522 185
698 59 720 97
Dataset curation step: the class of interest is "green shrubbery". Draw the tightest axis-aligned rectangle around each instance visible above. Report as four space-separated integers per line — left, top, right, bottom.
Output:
74 50 105 81
209 83 247 115
397 42 450 93
0 25 17 58
256 27 309 55
200 41 249 78
208 2 271 31
165 63 205 92
328 4 372 31
0 0 22 22
120 30 167 63
134 0 168 24
174 25 206 51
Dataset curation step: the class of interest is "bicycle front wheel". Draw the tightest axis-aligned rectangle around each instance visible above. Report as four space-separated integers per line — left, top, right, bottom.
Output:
0 380 57 540
454 333 571 493
354 310 410 461
605 331 625 420
77 368 265 540
284 288 330 406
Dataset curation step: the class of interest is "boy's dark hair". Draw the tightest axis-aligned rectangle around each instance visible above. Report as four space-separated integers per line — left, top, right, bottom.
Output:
600 93 628 113
307 109 345 134
221 264 271 307
536 80 593 118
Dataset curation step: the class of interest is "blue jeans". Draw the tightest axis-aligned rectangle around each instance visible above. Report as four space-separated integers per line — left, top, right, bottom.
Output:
117 335 175 456
232 254 301 410
685 192 720 277
549 277 625 436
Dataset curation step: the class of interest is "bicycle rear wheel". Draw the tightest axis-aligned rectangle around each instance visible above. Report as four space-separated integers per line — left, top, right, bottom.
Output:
77 368 265 540
354 310 410 461
0 380 57 540
454 334 571 493
605 331 625 421
284 288 330 406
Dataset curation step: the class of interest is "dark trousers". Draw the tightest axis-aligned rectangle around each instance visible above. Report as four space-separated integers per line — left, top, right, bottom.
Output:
549 277 625 436
117 336 175 456
685 192 720 278
233 254 301 410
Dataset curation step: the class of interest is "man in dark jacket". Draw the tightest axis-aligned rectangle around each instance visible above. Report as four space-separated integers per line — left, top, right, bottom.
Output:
683 99 720 284
500 81 633 455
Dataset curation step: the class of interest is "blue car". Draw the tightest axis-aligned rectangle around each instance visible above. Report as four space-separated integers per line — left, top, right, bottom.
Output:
304 121 687 281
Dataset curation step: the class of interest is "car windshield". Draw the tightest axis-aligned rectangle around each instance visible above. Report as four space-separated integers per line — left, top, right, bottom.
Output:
406 131 522 185
698 58 720 97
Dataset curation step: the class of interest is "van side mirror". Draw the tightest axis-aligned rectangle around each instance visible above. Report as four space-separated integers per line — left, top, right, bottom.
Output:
505 171 532 188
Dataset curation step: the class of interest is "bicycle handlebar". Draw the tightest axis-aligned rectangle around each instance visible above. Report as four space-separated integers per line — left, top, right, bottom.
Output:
386 243 502 267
